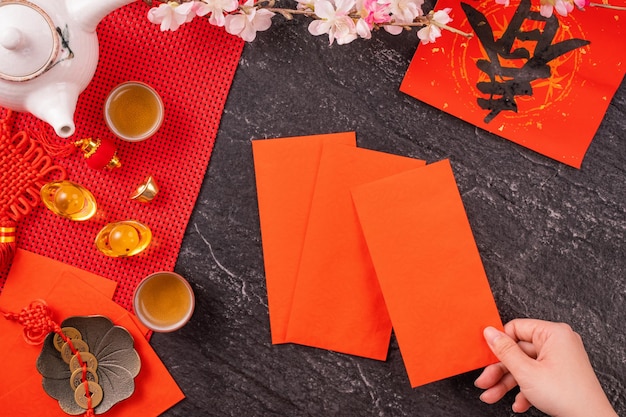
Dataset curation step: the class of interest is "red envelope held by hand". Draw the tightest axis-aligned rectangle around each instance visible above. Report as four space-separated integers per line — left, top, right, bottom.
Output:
351 160 503 387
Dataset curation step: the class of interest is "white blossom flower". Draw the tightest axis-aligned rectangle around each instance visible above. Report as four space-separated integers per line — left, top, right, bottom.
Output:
389 0 423 20
148 1 197 31
356 18 372 38
308 0 358 45
196 0 239 27
295 0 316 11
417 8 452 44
225 0 276 41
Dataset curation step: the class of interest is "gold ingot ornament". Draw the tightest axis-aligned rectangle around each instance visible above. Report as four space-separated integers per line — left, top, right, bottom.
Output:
130 175 159 203
41 180 97 221
95 220 152 257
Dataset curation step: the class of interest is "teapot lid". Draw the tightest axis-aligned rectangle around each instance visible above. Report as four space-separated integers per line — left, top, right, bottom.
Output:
0 1 60 81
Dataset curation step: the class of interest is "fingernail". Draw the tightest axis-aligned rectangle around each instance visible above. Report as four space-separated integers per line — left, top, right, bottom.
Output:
483 326 503 344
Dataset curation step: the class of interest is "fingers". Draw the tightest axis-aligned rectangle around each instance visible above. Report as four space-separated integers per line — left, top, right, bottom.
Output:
512 392 533 413
517 340 537 358
483 326 535 378
475 362 508 389
503 318 570 347
478 372 519 404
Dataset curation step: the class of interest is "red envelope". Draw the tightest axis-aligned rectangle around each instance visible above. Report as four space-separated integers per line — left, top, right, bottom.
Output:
252 133 357 344
351 160 503 386
0 249 184 416
285 144 426 360
400 0 626 168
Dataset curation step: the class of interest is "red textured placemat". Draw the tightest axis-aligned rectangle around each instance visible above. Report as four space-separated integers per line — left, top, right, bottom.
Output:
0 1 244 311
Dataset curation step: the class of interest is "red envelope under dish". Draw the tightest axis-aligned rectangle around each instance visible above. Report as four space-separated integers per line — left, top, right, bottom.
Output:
0 249 184 416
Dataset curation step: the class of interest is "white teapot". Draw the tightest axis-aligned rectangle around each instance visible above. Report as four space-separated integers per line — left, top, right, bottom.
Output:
0 0 136 138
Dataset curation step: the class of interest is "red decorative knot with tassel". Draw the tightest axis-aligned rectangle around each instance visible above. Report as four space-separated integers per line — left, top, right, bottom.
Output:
2 300 96 417
30 125 122 170
0 108 67 270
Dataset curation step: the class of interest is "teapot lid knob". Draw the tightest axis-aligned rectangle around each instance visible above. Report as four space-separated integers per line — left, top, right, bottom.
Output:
0 27 22 50
0 1 60 82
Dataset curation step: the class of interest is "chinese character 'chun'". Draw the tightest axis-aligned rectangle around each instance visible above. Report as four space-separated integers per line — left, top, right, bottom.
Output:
461 0 590 123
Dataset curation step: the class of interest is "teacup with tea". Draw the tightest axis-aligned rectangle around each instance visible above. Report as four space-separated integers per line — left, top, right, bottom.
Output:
104 81 164 142
133 271 195 332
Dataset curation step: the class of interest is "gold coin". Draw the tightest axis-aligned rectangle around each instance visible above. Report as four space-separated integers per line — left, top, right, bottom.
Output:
74 381 103 409
70 367 98 390
61 339 89 364
69 352 98 373
53 327 82 352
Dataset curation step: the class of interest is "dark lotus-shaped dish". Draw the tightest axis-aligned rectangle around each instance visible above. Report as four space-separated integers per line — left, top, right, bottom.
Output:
36 316 141 415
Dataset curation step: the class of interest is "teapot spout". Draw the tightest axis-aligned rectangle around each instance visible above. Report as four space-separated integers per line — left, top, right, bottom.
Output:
25 83 80 138
67 0 137 33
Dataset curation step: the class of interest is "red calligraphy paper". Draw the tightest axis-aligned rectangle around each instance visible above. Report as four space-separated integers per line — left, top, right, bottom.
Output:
400 0 626 168
351 160 502 386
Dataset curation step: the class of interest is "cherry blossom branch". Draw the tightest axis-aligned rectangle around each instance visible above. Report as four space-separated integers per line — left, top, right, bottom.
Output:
144 0 470 44
589 2 626 9
385 18 473 38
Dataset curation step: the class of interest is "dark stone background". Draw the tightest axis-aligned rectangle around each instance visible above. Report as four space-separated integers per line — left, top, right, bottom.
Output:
150 12 625 417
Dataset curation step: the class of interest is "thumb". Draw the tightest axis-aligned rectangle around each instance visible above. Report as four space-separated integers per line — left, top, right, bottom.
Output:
484 326 534 376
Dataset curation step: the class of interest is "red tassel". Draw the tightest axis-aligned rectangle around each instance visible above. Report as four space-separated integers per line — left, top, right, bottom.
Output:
0 219 17 270
29 125 76 159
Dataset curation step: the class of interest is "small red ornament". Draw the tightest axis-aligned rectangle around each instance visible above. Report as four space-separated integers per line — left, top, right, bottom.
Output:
74 137 121 170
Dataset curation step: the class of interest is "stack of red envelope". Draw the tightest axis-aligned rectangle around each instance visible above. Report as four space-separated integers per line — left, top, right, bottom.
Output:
0 250 184 415
252 132 503 388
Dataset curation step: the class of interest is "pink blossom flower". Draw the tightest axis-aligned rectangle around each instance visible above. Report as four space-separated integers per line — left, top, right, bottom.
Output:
355 0 391 38
417 8 452 44
361 0 392 26
148 1 197 31
196 0 239 27
225 0 275 41
540 0 574 16
308 0 358 45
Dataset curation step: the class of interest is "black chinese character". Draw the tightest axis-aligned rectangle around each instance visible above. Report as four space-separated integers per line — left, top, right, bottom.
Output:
461 0 590 123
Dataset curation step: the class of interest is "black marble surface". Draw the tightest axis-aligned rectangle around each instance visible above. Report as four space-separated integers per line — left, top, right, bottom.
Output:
150 14 625 417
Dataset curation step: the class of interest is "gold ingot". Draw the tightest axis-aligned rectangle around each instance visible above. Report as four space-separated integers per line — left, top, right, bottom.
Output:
40 180 97 221
74 381 103 409
95 220 152 258
130 175 159 203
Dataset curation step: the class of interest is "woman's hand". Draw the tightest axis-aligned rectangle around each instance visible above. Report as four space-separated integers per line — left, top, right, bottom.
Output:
475 319 618 417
